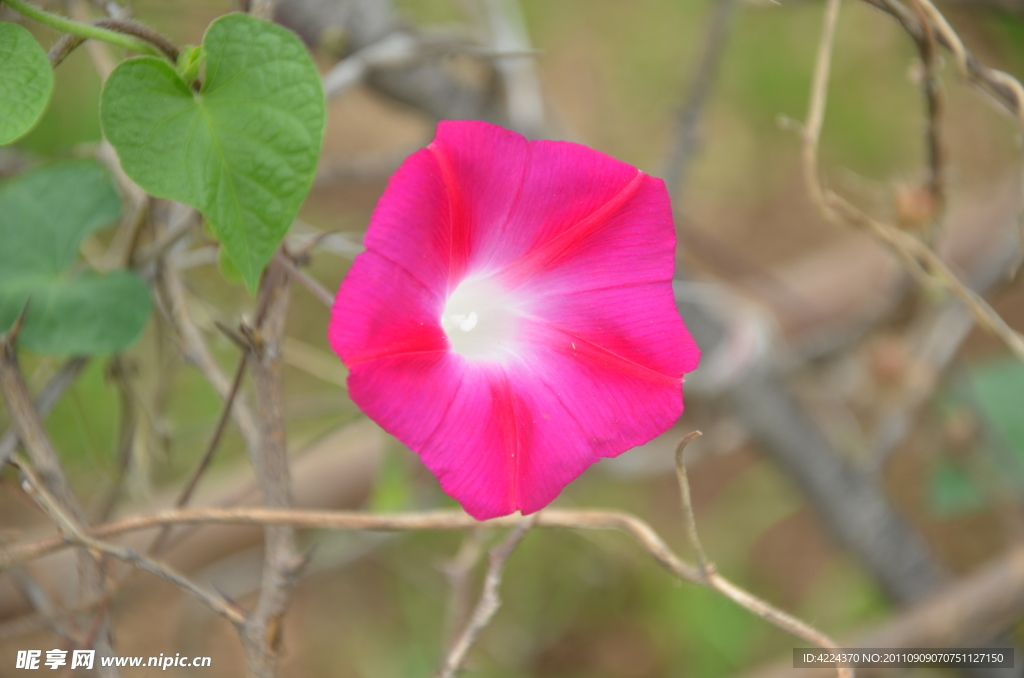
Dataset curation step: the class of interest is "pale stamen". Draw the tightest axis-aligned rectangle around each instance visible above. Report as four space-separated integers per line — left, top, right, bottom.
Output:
441 277 518 361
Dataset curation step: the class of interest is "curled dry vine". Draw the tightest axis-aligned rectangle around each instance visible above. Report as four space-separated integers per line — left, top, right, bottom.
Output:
802 0 1024 362
0 498 850 678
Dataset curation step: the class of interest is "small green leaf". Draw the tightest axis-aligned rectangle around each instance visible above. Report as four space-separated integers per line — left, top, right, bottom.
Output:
0 272 151 355
0 22 54 145
100 13 326 292
0 162 120 277
176 44 204 84
971 357 1024 455
927 462 986 517
0 162 152 355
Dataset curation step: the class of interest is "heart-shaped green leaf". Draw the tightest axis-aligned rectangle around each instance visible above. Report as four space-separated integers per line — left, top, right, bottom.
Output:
0 22 54 145
100 13 326 291
0 162 152 355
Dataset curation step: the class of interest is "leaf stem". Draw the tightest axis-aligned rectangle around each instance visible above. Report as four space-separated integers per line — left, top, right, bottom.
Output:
3 0 167 59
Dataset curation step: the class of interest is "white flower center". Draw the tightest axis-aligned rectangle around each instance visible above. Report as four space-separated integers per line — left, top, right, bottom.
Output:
441 277 518 361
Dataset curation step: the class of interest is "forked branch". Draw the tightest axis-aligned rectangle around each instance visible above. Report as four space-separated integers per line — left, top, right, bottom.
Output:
803 0 1024 363
1 503 851 666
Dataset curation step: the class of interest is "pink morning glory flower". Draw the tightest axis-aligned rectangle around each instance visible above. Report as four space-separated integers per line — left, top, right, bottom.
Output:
329 120 700 520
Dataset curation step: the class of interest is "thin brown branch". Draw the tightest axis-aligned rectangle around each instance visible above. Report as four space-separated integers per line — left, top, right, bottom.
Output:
147 351 249 556
241 257 302 678
663 0 738 201
440 529 487 650
156 261 261 451
0 329 91 535
1 508 700 577
674 431 711 574
135 205 198 269
95 357 139 522
866 0 1024 127
47 17 178 68
0 505 846 657
907 0 946 229
803 0 1024 363
0 357 89 468
95 17 179 60
803 0 843 201
248 0 277 20
673 432 851 678
101 193 150 273
0 510 638 614
175 353 247 511
13 456 245 627
48 33 89 69
77 353 249 655
0 326 117 673
436 517 535 678
272 250 333 308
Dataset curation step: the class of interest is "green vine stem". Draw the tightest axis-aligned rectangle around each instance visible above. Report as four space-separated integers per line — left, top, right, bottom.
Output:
3 0 169 60
48 18 180 68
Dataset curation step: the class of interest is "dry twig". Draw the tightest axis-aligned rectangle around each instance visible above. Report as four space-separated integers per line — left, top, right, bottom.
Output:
12 457 245 627
440 529 487 648
1 314 117 675
248 0 277 21
663 0 738 201
864 0 1024 122
0 357 88 468
436 517 535 678
147 352 249 556
272 250 333 308
803 0 1024 362
156 261 262 451
673 433 852 678
906 0 946 231
674 431 712 573
1 505 852 659
240 257 305 678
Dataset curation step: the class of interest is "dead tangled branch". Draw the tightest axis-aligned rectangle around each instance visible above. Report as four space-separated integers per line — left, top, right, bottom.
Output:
11 457 245 627
673 433 850 678
239 256 304 678
0 501 846 673
0 316 120 672
436 516 536 678
865 0 1024 125
802 0 1024 362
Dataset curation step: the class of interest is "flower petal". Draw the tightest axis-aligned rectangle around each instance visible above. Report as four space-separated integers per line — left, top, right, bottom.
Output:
522 282 700 378
346 330 687 519
503 319 688 513
429 124 645 278
359 148 454 296
502 172 676 294
426 121 531 285
329 251 447 366
332 120 702 520
346 352 521 518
